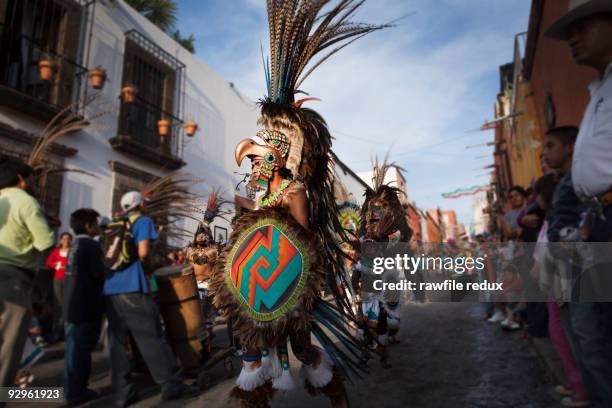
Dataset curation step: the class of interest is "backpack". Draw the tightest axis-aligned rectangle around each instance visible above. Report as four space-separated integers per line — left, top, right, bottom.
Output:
100 214 141 271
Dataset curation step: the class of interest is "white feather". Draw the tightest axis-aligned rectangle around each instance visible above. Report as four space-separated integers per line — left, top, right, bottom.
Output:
236 360 267 391
300 347 333 388
272 369 297 390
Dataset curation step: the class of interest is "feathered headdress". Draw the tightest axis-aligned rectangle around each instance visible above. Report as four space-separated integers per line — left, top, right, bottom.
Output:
360 154 412 241
257 0 391 176
263 0 390 104
192 189 230 245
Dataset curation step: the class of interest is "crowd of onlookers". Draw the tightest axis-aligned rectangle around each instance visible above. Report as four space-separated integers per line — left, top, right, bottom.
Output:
0 156 200 406
477 5 612 407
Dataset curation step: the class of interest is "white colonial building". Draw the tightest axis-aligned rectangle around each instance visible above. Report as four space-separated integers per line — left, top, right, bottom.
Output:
0 0 259 243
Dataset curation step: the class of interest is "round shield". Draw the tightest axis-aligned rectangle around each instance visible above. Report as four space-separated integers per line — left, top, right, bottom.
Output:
226 217 309 321
210 207 324 346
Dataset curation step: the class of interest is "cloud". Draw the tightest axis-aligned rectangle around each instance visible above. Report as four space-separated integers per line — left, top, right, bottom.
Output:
177 0 531 226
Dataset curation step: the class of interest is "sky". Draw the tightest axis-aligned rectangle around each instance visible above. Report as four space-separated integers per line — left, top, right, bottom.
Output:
175 0 532 227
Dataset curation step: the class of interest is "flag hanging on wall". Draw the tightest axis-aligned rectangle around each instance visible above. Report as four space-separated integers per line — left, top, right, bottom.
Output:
442 185 490 199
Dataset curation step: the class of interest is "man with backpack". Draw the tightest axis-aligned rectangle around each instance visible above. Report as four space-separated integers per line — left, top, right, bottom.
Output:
102 191 198 407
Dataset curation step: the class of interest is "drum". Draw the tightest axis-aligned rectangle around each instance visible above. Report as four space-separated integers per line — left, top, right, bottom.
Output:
154 264 204 370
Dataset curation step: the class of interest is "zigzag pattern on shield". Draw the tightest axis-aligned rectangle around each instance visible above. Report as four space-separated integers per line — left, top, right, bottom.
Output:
229 223 307 321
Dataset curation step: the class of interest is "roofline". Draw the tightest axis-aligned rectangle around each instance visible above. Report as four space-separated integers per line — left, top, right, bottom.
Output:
331 151 373 193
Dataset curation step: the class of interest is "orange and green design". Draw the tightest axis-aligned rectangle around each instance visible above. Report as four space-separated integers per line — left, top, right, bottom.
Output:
225 218 310 322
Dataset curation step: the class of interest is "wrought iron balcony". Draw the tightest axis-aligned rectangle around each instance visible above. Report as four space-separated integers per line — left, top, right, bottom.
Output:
0 23 88 120
110 97 185 170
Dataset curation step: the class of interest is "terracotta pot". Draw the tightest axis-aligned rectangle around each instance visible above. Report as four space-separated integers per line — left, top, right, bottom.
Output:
184 120 198 137
121 85 137 103
89 67 107 90
38 60 55 81
158 119 171 138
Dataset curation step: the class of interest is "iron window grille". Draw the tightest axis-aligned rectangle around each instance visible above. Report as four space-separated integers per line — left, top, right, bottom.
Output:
0 0 90 118
117 29 186 160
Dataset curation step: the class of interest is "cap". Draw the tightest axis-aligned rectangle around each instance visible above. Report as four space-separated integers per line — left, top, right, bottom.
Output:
120 191 143 212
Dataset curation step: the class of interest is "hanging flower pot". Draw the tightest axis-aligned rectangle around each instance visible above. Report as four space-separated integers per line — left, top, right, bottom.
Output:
38 59 56 81
158 119 171 138
88 66 107 90
121 84 138 103
184 120 198 137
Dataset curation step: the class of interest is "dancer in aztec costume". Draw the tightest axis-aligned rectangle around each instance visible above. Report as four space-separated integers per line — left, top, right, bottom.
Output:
352 160 411 362
209 1 389 407
184 193 224 356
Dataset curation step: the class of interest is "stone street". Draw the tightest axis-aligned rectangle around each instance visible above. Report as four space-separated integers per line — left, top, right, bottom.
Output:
12 298 561 408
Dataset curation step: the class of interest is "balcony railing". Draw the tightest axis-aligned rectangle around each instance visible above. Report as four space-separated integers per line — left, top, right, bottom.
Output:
111 97 185 170
0 23 88 120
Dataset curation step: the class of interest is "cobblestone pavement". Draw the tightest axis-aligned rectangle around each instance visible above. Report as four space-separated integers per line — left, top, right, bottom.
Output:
15 300 559 408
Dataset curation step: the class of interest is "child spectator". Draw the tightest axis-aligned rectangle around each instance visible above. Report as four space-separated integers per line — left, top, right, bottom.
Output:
533 174 591 407
542 127 582 243
63 209 106 404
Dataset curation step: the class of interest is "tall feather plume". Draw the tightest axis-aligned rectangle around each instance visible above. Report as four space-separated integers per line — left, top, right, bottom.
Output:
264 0 390 103
202 187 232 223
28 94 109 169
26 95 109 227
142 173 205 241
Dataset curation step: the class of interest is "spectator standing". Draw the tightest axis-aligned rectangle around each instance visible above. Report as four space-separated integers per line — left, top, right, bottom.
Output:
534 173 591 407
103 191 198 407
546 3 612 406
500 186 528 241
46 232 72 342
0 156 54 387
63 209 105 404
488 186 528 325
543 127 582 243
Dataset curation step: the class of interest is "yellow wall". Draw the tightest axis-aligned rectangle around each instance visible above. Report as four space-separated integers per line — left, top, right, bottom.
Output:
508 79 543 189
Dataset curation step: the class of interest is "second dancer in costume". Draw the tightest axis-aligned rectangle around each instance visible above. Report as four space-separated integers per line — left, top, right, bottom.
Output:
353 159 412 363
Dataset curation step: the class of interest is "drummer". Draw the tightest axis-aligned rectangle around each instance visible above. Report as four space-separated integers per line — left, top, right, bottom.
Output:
184 221 219 356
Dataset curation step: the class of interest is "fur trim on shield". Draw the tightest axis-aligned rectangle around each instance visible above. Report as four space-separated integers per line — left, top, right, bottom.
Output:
236 360 268 392
261 347 282 380
304 368 348 405
300 347 334 388
230 381 275 408
272 369 297 391
210 207 325 348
